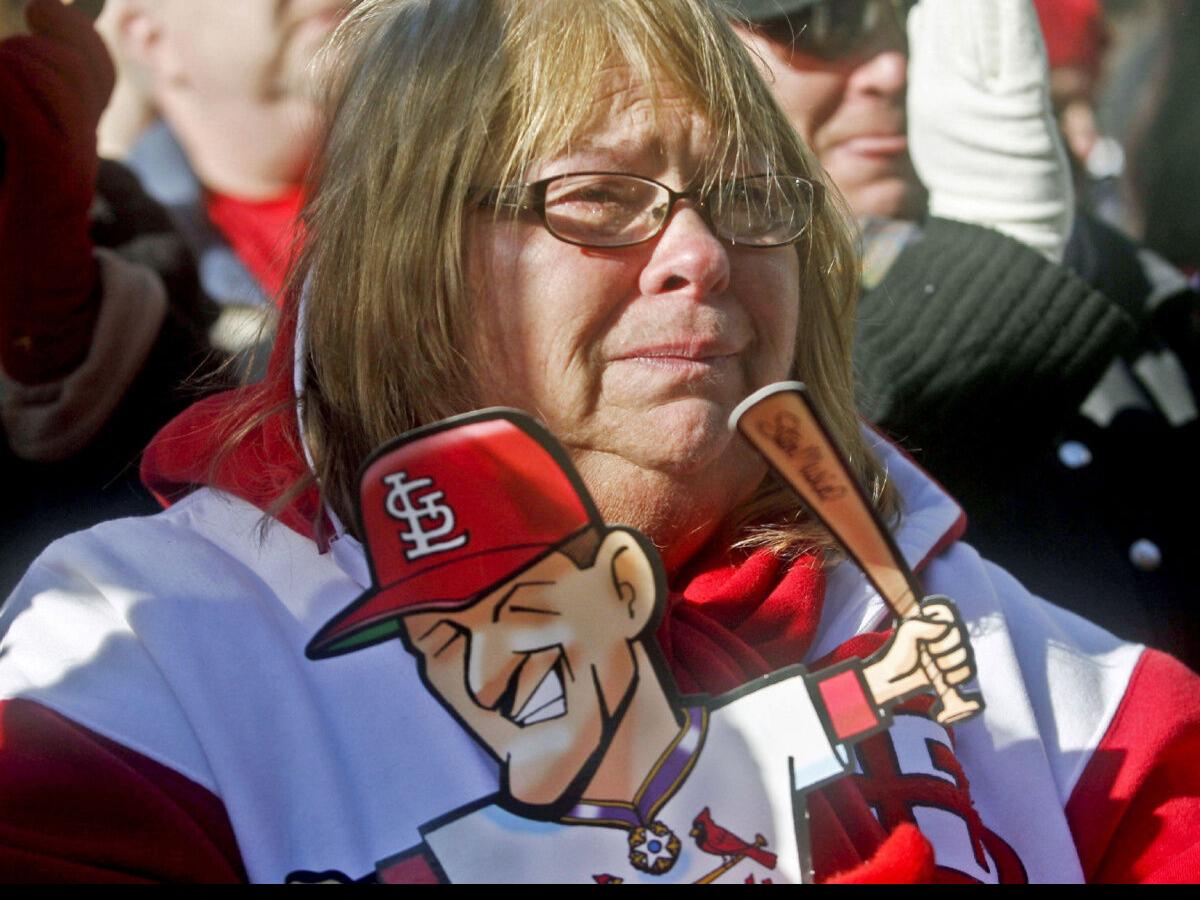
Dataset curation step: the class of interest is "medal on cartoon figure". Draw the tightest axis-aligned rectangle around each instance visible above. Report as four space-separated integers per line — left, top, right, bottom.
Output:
626 821 681 874
295 401 983 884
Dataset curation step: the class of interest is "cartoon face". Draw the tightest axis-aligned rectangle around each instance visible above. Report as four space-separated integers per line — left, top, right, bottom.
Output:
400 529 657 809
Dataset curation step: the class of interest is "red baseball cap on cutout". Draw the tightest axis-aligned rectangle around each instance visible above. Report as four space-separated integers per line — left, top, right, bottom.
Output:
307 410 601 658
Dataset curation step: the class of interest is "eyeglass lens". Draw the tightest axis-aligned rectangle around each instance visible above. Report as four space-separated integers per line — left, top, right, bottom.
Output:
711 177 812 246
544 175 664 245
541 174 814 248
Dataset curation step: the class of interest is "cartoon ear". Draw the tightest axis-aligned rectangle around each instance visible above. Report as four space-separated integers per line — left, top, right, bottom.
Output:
599 528 662 639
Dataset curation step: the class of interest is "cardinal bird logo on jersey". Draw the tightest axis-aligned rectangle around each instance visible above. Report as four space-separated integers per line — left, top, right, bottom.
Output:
690 807 778 882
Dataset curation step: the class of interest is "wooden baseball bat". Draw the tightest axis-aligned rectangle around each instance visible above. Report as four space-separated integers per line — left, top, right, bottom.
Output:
730 381 983 725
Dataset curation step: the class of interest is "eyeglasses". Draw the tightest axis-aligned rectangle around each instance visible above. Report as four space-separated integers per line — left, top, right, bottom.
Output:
756 0 916 60
479 172 824 249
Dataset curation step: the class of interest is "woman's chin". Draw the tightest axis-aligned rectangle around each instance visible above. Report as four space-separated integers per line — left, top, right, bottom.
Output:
596 398 743 477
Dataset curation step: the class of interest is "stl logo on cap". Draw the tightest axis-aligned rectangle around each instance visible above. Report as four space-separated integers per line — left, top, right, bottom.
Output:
306 408 602 659
383 471 468 561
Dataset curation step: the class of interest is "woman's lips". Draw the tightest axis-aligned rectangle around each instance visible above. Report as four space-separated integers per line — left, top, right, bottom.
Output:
610 344 743 385
614 346 738 369
614 339 742 362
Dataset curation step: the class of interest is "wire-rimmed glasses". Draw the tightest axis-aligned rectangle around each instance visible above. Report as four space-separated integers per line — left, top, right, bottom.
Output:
479 172 824 249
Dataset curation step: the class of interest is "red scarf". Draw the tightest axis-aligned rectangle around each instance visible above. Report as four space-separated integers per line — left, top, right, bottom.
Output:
662 539 899 879
141 303 928 882
205 186 305 304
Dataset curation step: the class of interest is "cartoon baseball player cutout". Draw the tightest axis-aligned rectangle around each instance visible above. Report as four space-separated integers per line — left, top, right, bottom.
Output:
302 410 979 884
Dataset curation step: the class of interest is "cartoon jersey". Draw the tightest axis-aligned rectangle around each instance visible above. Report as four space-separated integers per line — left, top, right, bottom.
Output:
377 669 875 884
290 409 981 885
847 712 1028 883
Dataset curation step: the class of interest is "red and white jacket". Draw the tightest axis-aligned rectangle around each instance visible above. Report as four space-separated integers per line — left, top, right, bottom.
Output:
1 431 1198 882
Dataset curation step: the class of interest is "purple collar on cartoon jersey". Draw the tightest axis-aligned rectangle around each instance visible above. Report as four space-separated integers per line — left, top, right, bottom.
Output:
561 706 707 830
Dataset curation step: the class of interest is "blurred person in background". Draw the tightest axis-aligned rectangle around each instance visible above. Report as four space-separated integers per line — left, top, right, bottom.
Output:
1033 0 1117 196
1033 0 1197 382
93 0 156 158
0 0 343 595
103 0 348 358
1 0 213 594
1095 0 1200 400
1124 0 1200 278
730 0 1199 668
1033 0 1200 538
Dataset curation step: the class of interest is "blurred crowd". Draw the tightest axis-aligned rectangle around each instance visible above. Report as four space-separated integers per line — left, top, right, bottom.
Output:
7 0 1193 659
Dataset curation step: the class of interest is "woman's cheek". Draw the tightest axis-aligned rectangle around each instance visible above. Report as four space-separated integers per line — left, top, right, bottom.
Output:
738 252 801 377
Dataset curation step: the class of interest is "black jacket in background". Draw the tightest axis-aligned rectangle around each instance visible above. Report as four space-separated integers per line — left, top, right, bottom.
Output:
856 216 1199 670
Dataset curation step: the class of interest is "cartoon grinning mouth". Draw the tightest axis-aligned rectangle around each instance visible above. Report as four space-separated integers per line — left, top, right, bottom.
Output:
506 659 567 728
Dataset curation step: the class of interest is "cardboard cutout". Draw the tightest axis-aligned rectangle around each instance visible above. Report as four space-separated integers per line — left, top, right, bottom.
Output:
300 408 980 884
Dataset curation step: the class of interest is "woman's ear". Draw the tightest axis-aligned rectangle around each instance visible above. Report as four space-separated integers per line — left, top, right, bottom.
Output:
599 527 663 639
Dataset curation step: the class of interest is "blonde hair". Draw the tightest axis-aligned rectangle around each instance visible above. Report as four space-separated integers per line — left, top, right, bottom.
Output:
274 0 897 555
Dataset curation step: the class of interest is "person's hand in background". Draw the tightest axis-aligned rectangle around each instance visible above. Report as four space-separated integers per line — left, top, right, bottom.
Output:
907 0 1074 260
0 0 114 383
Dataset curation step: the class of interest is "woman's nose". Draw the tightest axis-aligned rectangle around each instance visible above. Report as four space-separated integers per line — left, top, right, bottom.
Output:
638 204 731 299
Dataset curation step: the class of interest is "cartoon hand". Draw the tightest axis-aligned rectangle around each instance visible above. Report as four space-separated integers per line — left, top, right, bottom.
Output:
862 597 976 708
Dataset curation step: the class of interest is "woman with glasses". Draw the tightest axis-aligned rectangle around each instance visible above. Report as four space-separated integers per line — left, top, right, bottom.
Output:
2 0 1198 884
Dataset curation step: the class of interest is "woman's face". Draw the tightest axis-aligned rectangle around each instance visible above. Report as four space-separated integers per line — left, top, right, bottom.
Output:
468 70 801 536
